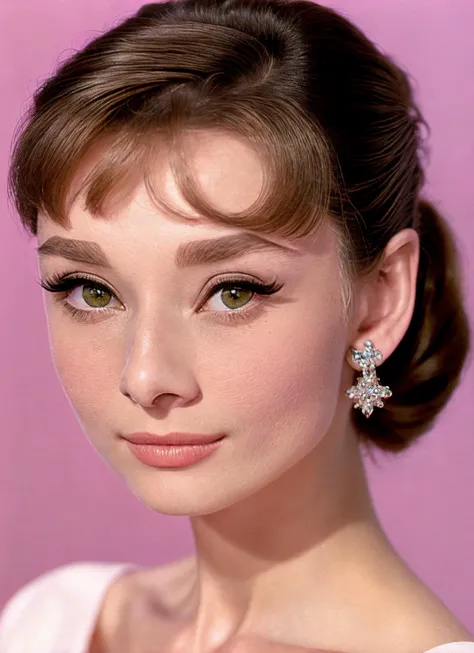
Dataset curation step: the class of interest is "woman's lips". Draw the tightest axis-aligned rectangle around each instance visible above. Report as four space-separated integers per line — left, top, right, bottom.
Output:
125 439 224 468
122 432 225 468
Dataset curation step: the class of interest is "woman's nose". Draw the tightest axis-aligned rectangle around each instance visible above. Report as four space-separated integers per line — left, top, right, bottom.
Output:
119 318 199 408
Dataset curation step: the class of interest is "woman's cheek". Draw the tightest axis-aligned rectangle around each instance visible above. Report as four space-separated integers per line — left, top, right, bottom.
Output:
47 321 115 426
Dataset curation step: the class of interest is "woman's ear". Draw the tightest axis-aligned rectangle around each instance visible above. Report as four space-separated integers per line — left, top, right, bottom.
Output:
348 228 420 365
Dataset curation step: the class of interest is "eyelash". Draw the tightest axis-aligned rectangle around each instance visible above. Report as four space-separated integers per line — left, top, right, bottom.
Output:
37 272 284 326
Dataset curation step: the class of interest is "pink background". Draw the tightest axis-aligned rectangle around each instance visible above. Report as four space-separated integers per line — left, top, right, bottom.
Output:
1 0 473 630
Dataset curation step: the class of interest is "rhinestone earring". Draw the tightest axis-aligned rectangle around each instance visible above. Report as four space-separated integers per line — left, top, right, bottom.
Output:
346 339 392 418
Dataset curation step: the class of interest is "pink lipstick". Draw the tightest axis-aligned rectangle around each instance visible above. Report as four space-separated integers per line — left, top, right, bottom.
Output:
122 432 224 468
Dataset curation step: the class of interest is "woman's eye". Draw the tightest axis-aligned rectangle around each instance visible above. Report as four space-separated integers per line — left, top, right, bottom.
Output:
38 275 122 316
64 281 258 312
206 284 255 311
68 282 120 310
39 273 283 324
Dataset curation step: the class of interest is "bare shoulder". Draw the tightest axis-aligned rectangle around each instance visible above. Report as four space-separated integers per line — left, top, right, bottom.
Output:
109 552 196 615
89 554 473 653
125 554 196 590
374 576 473 653
89 554 196 652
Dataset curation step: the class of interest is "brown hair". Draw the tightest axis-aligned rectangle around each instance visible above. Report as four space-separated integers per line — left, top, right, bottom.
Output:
7 0 471 453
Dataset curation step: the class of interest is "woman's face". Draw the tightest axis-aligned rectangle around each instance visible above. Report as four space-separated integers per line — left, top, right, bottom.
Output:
37 130 353 516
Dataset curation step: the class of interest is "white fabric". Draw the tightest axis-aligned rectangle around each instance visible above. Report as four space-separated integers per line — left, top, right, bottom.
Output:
0 562 133 653
0 563 473 652
425 646 474 653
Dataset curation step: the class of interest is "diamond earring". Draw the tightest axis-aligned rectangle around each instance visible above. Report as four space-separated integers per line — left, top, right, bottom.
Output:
346 339 392 418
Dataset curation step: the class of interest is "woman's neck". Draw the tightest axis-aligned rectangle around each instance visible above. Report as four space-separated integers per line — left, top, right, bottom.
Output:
184 426 398 647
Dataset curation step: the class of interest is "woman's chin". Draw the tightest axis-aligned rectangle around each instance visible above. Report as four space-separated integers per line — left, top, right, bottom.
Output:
124 479 240 517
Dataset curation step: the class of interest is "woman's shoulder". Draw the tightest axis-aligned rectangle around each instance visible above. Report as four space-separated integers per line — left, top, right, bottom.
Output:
0 561 134 653
90 554 197 651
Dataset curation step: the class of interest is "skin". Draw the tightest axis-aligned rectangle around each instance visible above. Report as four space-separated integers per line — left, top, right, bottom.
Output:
36 130 472 653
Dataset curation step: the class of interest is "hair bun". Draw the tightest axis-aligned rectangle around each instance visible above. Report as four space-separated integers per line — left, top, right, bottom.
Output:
354 198 472 452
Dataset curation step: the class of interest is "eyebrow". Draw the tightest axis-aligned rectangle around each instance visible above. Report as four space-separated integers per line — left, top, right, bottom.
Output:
36 232 299 269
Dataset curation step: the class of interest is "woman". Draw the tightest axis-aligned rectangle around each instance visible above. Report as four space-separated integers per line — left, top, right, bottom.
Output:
0 0 472 651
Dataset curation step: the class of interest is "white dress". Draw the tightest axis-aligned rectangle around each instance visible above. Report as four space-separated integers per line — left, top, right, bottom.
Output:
0 563 473 653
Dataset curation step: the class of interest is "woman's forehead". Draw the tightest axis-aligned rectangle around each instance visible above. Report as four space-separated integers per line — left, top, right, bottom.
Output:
47 128 264 236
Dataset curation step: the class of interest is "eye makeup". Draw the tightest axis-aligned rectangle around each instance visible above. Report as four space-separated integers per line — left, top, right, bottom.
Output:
38 271 284 326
